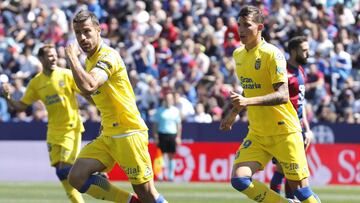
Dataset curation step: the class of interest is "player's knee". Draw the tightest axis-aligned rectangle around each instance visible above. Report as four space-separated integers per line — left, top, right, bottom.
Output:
231 177 251 192
55 167 71 181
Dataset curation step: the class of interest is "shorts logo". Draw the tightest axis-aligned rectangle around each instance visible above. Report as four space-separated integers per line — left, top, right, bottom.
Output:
254 192 266 202
275 52 285 60
144 166 152 178
242 140 252 148
280 162 299 172
255 58 261 70
123 166 141 178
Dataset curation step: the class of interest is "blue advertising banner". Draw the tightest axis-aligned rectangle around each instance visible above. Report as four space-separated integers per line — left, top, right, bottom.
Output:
0 121 359 143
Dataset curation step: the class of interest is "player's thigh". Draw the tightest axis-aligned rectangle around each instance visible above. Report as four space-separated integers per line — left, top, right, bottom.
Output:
71 158 107 178
109 131 153 185
48 130 82 166
77 136 115 173
272 132 310 181
232 161 262 178
233 133 272 171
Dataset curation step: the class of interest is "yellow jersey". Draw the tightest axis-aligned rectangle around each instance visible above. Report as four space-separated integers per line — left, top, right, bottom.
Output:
85 42 148 136
233 39 301 136
21 68 84 143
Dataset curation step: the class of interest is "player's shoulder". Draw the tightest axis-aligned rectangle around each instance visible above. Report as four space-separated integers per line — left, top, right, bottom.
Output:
233 45 246 57
54 67 73 78
260 42 284 58
26 73 40 87
98 43 119 62
55 67 71 74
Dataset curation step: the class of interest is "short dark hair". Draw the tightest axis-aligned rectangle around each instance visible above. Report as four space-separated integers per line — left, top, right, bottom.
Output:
73 10 99 26
287 36 307 52
38 44 54 57
238 6 264 24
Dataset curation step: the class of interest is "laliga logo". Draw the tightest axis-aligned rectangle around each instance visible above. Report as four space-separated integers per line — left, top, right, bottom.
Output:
173 145 195 182
307 146 332 186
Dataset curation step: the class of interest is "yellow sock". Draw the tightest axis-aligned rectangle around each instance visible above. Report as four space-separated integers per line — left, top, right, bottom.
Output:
300 195 319 203
82 175 132 202
60 179 84 203
242 179 289 203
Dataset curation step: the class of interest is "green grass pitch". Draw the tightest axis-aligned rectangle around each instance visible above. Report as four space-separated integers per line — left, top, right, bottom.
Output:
0 182 359 203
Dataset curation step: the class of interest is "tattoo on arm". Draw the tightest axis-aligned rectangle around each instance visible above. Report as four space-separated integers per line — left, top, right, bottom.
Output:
257 82 289 106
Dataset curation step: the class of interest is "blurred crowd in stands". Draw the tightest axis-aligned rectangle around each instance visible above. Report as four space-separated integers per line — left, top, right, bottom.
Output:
0 0 359 125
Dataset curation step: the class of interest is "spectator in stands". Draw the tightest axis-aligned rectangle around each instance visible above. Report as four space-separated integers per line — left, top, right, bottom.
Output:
191 102 212 123
0 85 10 122
305 63 327 107
174 91 195 121
0 0 359 125
330 42 352 90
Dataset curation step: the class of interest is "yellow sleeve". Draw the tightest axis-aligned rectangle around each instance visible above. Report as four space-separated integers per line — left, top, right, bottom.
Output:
268 49 287 85
20 81 38 105
94 51 121 77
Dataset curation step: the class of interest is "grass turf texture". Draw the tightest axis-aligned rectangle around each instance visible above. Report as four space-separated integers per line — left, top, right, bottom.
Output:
0 182 359 203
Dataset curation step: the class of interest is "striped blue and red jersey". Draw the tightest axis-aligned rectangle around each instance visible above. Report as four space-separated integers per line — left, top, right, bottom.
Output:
287 64 306 123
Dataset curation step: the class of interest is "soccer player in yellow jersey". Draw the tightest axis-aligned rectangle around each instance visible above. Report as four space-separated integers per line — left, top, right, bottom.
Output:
65 10 167 203
2 44 84 203
220 6 320 203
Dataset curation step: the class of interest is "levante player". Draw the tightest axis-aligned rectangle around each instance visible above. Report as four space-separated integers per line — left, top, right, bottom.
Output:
270 36 314 199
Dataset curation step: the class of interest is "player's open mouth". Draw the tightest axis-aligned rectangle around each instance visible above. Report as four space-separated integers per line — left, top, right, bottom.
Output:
81 43 90 49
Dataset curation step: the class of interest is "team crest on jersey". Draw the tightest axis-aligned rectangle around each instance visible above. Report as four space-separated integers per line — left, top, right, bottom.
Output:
59 80 64 87
255 58 261 70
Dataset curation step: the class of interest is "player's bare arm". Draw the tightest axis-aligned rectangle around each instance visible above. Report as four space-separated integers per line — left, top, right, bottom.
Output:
302 106 313 149
231 82 289 107
220 101 244 131
65 43 106 95
176 123 182 145
2 83 28 111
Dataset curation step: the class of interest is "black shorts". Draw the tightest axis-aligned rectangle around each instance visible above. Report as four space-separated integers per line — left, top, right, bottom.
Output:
158 133 177 153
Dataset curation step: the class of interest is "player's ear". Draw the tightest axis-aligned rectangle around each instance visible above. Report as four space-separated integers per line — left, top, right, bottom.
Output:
258 23 264 31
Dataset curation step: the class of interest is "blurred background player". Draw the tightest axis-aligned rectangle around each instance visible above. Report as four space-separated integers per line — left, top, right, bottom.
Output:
220 6 320 203
65 10 168 203
152 91 182 181
2 44 85 203
270 36 314 199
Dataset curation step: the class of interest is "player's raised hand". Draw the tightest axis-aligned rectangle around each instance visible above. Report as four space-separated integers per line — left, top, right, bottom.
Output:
65 43 81 58
230 91 247 109
220 113 236 131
